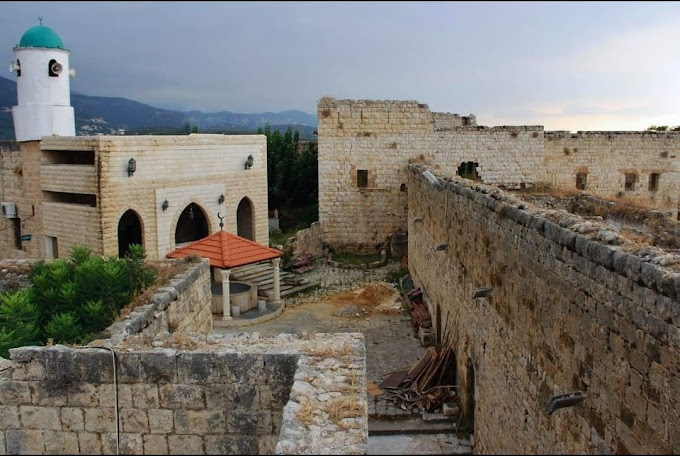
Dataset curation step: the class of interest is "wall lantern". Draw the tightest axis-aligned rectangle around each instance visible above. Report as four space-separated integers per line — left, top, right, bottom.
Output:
162 199 169 211
127 158 136 176
244 154 254 170
218 194 225 205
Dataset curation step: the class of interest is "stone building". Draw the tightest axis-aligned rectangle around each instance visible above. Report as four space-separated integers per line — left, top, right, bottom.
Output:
317 97 680 253
0 24 269 261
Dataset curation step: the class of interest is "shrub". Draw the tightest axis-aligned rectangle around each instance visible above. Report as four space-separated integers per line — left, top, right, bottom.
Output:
45 312 83 345
0 291 40 358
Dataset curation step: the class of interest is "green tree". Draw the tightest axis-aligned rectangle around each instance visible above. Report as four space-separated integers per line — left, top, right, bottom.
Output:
191 125 198 134
184 121 191 135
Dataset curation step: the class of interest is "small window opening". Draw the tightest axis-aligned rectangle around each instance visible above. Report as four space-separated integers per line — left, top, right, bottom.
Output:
649 173 659 192
48 59 61 77
576 173 587 190
16 59 21 77
357 170 368 188
13 219 21 249
624 173 637 191
458 161 480 181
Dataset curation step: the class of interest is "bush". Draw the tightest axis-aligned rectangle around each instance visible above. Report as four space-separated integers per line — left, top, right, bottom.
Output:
0 244 159 356
45 312 83 344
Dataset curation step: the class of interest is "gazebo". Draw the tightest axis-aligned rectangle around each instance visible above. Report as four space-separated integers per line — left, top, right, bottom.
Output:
167 229 283 320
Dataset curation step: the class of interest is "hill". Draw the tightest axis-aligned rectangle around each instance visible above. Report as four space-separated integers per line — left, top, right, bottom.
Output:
0 76 317 139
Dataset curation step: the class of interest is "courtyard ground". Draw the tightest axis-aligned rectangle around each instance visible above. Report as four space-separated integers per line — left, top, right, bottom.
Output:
211 260 472 455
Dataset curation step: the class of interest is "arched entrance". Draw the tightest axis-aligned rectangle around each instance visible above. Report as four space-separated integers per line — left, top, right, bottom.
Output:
175 203 209 245
237 197 254 241
118 210 143 257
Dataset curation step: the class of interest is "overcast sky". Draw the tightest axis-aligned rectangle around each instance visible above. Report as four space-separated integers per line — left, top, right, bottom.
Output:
2 1 680 131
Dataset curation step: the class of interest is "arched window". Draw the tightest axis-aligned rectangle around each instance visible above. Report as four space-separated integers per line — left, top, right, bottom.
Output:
576 172 587 190
118 210 143 258
237 197 254 241
175 203 209 245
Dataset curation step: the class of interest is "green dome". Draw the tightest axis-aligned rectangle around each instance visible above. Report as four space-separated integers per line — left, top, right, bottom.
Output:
18 25 65 49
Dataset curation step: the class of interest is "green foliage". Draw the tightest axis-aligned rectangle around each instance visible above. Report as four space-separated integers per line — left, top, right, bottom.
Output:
45 312 83 344
647 125 680 131
0 244 158 356
262 124 318 210
0 291 40 358
191 125 198 134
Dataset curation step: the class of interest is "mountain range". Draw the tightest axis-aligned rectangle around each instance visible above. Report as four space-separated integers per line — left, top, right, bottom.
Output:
0 76 317 140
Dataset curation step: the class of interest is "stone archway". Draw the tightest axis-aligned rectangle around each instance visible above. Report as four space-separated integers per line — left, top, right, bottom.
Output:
175 203 209 245
237 197 254 241
118 209 143 257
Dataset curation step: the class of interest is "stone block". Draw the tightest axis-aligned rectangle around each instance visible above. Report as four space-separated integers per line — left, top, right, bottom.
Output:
116 353 141 383
167 435 204 455
67 383 98 407
159 384 205 409
60 407 84 431
0 406 19 428
98 384 133 409
84 408 116 433
143 434 169 455
0 381 31 405
140 350 177 384
228 411 272 435
42 430 79 454
132 384 159 409
174 409 225 434
120 408 149 433
6 429 43 454
119 433 144 455
19 406 61 430
78 432 102 455
148 408 174 434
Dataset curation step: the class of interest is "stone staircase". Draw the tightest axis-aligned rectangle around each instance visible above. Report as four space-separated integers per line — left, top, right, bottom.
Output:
230 261 317 299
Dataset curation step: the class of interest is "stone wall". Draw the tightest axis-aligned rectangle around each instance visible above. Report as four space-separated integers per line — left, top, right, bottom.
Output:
544 131 680 218
317 97 543 252
98 258 212 347
291 222 324 259
0 332 367 455
0 141 44 259
407 164 680 454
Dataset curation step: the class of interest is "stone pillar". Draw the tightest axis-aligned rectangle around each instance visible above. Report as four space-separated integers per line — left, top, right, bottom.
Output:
272 257 282 305
222 268 232 320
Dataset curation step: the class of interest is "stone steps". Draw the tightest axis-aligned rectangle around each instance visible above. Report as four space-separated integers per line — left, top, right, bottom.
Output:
231 261 317 298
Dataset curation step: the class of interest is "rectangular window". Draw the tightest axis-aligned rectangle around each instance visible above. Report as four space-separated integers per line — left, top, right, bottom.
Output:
357 170 368 188
649 173 659 192
576 173 587 190
624 173 637 191
44 236 58 259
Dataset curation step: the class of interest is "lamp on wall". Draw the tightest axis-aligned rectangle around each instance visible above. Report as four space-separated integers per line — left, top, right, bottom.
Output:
127 158 136 176
218 194 225 205
162 199 169 211
244 154 254 170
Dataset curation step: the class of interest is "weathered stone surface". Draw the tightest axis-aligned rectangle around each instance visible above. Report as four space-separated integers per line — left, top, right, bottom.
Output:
6 429 43 454
60 408 84 432
19 406 61 431
42 430 79 454
167 435 204 454
84 408 115 433
158 384 205 410
143 434 169 455
78 432 102 455
148 409 174 434
120 408 149 433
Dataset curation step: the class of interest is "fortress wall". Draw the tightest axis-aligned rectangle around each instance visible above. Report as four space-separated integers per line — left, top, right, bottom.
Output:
407 164 679 454
544 131 680 217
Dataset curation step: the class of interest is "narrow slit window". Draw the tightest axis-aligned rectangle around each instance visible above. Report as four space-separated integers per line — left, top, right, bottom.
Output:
357 170 368 188
649 173 659 192
13 219 21 249
576 173 587 190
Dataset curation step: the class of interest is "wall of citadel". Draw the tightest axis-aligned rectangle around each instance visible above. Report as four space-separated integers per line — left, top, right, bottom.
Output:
407 165 679 454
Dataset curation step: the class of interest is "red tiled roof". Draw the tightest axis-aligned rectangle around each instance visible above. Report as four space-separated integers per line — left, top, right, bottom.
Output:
166 230 282 269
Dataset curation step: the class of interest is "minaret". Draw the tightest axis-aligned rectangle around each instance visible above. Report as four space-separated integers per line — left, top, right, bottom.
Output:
9 19 75 142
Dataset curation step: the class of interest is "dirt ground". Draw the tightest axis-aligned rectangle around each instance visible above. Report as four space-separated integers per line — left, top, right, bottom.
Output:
211 261 426 381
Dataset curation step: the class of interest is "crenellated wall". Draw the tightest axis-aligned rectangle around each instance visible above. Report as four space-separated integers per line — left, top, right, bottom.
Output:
407 164 680 454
